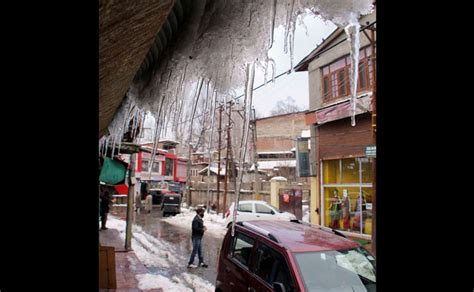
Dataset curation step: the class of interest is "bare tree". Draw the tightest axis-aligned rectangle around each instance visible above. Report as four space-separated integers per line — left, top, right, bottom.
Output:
269 96 301 116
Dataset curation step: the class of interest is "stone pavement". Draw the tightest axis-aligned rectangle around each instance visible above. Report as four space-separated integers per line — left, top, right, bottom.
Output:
99 228 163 292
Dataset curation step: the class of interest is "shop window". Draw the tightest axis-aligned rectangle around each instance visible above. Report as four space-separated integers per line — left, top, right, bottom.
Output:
322 158 373 235
341 158 359 184
360 157 374 183
322 159 341 184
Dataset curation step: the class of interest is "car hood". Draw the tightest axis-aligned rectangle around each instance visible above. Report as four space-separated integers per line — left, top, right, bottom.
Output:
281 212 297 219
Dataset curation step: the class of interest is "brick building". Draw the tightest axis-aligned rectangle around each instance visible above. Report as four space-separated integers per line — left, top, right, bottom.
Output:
255 111 309 181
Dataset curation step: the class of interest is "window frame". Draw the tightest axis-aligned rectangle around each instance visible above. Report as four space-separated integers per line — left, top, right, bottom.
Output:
320 46 372 102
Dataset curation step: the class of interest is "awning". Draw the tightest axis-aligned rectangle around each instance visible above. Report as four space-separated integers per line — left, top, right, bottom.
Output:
305 94 372 126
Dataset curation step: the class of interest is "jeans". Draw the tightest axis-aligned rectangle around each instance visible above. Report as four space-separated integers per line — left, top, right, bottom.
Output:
188 236 203 265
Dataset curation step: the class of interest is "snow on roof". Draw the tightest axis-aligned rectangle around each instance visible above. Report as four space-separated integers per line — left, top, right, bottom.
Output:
257 151 294 155
301 130 310 138
270 176 288 181
257 160 296 169
198 166 226 176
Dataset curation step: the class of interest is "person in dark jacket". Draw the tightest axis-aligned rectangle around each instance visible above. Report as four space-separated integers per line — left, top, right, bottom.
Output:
187 207 208 268
100 191 111 230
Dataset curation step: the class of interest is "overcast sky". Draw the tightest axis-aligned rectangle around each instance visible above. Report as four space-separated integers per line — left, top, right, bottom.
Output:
251 15 337 117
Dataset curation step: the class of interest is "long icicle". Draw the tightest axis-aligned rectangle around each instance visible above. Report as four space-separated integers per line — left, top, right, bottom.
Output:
345 12 361 127
231 62 255 237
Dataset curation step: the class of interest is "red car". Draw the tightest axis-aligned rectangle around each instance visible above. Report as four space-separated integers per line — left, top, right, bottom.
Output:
215 220 376 292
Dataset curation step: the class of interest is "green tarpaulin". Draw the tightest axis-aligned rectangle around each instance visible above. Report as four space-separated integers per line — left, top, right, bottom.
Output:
99 158 127 185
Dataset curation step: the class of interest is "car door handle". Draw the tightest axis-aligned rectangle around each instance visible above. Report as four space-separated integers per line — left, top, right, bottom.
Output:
256 215 260 217
248 288 256 292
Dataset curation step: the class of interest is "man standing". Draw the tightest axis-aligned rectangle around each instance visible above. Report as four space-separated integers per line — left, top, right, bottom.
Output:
187 207 208 268
100 191 111 230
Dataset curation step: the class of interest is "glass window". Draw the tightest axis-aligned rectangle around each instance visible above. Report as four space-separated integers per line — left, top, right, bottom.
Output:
237 203 253 213
142 160 149 171
152 162 160 173
323 76 330 99
322 159 341 184
254 243 295 291
231 232 255 267
294 248 376 292
341 158 359 184
337 70 346 96
165 158 173 176
359 61 368 90
329 58 346 72
360 157 373 183
255 204 273 214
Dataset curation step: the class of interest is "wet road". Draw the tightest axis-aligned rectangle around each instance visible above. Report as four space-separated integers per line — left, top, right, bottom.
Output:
111 207 225 285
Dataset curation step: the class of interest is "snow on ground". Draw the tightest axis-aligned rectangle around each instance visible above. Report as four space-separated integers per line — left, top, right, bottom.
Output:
161 207 228 237
136 273 191 291
107 215 215 291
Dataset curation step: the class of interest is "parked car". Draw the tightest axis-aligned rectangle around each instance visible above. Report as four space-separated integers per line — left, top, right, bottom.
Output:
215 220 376 292
161 192 181 217
224 200 296 227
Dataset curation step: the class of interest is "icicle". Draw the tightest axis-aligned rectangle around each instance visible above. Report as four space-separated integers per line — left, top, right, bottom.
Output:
104 136 110 158
111 135 116 159
288 20 296 73
268 58 276 83
345 12 361 127
268 0 277 50
284 0 295 54
231 62 255 237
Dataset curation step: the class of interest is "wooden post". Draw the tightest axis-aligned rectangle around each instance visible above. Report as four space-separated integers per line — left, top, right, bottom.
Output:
216 106 222 214
125 153 136 250
223 101 233 217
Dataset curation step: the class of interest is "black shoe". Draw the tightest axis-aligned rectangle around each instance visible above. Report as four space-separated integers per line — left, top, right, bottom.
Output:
199 263 208 268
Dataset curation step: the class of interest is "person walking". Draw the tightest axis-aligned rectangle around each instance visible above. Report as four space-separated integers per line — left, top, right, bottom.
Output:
144 193 153 213
187 207 208 268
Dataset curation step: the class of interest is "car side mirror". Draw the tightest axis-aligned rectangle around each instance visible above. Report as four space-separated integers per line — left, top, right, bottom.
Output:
271 210 275 215
273 282 285 292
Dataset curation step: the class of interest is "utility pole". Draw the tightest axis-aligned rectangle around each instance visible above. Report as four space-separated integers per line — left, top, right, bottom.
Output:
223 101 233 217
369 26 376 256
251 107 260 199
216 106 223 214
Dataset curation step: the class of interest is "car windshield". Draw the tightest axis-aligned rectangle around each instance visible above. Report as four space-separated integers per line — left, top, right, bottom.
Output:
294 247 376 292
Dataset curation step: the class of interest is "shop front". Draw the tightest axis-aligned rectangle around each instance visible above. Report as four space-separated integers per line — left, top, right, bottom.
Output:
321 157 373 236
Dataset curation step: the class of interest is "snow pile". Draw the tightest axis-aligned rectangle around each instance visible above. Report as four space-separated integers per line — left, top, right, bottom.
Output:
180 272 215 292
161 207 227 237
136 274 192 291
